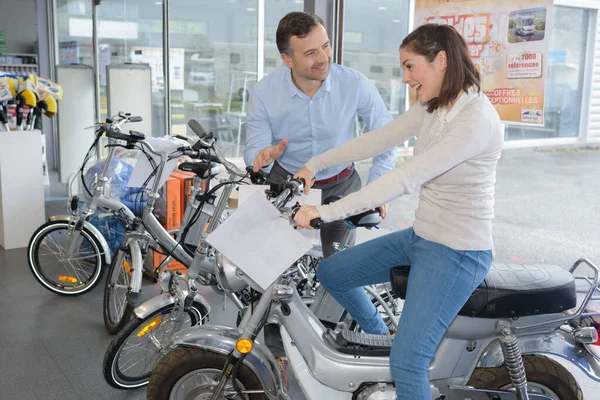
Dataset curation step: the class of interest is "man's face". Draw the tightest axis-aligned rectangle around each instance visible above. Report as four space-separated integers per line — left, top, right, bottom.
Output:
282 24 332 81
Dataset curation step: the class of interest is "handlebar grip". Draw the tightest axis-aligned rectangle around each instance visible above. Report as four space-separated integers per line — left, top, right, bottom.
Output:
129 116 143 122
310 218 323 230
174 134 189 141
188 119 208 138
198 152 221 163
106 129 136 142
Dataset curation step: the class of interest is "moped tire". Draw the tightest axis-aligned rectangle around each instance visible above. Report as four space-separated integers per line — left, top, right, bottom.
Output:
148 347 266 400
467 354 583 400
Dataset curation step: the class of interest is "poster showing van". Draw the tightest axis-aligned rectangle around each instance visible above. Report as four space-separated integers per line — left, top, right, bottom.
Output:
508 8 547 43
414 0 553 126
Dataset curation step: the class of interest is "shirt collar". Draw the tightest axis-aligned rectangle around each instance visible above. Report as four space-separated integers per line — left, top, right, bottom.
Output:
436 87 478 124
285 66 332 99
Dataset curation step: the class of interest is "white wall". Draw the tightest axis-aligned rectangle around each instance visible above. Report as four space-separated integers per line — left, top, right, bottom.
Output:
0 0 38 54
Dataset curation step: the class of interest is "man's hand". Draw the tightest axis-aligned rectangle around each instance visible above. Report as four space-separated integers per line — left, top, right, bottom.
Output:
253 138 288 172
294 166 316 194
293 205 321 229
378 204 387 219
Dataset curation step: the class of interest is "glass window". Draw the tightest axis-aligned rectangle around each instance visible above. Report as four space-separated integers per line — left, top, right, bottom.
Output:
506 6 590 140
167 0 270 158
264 0 303 76
342 0 411 136
56 0 93 65
96 0 164 136
56 0 165 136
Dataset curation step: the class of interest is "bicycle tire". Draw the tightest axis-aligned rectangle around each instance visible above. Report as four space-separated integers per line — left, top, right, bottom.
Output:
103 247 135 334
27 220 105 295
103 301 208 389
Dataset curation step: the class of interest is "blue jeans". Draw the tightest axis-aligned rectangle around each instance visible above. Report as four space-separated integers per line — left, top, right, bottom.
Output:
317 228 492 400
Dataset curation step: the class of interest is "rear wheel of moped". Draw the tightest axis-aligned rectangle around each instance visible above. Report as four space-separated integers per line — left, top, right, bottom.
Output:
148 347 267 400
103 301 208 389
467 354 583 400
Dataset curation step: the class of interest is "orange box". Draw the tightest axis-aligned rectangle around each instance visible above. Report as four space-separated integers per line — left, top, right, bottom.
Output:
170 170 196 219
163 176 181 230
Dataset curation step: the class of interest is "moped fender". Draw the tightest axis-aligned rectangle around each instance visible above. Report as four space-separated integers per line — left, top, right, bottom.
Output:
133 291 211 320
169 324 289 400
477 329 600 383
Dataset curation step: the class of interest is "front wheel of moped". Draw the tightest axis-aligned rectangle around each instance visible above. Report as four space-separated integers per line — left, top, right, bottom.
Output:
147 347 267 400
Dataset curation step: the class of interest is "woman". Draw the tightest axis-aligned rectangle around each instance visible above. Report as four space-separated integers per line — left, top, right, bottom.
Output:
293 24 504 399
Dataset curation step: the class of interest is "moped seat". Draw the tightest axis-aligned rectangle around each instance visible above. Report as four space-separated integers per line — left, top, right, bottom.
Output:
178 162 218 179
390 262 576 319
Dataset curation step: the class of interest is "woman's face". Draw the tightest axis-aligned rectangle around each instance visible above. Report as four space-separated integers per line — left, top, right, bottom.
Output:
400 48 446 103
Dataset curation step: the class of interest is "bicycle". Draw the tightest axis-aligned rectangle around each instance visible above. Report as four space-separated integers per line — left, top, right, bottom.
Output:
27 113 142 295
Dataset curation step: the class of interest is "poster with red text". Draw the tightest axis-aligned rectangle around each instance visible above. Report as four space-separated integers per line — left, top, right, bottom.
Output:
414 0 553 125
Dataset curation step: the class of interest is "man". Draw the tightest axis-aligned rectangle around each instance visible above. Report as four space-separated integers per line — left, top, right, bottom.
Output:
244 11 396 257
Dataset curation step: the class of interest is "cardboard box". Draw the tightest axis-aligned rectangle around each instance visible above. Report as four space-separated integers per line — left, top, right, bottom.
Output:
170 170 196 219
161 176 181 230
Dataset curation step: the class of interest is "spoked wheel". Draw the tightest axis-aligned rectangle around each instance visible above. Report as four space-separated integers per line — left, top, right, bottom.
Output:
147 348 266 400
103 302 208 389
467 355 583 400
103 247 134 334
28 220 105 295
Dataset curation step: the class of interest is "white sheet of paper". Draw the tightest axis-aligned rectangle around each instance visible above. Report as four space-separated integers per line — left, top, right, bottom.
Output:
206 192 313 290
237 185 322 247
127 136 184 189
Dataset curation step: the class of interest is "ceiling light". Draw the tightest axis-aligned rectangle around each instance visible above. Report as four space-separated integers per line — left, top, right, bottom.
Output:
392 19 401 23
154 1 161 4
378 6 387 10
294 0 303 3
247 7 256 11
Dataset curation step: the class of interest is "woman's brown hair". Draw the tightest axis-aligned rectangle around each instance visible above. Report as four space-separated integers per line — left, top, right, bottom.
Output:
401 24 480 113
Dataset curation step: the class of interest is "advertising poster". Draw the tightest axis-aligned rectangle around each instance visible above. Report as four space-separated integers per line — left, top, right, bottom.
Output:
58 41 79 65
130 47 185 91
414 0 553 125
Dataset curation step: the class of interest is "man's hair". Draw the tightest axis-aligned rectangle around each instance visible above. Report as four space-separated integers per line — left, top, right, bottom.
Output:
276 12 325 55
401 24 480 112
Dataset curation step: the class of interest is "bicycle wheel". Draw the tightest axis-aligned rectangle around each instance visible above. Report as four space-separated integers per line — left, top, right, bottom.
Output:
28 220 105 295
103 301 208 389
103 247 135 334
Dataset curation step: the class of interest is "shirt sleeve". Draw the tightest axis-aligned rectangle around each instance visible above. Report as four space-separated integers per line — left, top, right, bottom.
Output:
243 91 274 172
316 107 494 222
305 102 425 175
355 74 397 183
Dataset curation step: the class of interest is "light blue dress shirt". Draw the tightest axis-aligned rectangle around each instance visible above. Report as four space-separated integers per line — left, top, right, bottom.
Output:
243 63 396 183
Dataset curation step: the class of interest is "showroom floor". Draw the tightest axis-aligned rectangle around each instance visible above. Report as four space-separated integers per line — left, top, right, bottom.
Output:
1 150 600 399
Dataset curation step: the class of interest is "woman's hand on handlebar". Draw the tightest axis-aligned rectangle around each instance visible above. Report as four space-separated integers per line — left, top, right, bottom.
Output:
294 166 316 194
293 205 321 230
378 204 388 219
